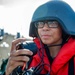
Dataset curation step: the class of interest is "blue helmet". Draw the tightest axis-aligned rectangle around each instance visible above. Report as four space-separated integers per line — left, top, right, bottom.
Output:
29 0 75 37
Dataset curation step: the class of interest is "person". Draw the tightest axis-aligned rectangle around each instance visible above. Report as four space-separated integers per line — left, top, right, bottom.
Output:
4 0 75 75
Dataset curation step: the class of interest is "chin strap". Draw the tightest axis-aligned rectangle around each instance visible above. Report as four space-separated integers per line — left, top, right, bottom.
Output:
47 43 62 47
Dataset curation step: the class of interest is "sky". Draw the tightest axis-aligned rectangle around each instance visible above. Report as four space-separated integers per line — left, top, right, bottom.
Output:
0 0 75 38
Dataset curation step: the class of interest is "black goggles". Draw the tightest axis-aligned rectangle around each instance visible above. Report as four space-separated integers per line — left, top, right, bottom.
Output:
35 20 59 28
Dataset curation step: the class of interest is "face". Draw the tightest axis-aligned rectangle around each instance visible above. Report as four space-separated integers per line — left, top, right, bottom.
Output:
37 21 62 45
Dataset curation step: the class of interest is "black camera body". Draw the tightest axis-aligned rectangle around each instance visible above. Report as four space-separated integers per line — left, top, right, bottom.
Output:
16 42 38 56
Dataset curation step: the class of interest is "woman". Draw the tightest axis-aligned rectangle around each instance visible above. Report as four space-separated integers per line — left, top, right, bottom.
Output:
4 0 75 75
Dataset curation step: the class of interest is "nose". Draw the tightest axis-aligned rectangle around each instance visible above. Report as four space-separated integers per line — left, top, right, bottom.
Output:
42 23 50 31
43 23 49 29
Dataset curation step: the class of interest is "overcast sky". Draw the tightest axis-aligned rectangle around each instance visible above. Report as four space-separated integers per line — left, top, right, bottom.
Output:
0 0 75 37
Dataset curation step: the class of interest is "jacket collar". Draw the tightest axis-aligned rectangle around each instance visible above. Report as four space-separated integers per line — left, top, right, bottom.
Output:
51 38 75 74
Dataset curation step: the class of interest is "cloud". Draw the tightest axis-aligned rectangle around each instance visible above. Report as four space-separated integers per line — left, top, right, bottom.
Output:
0 0 2 5
2 0 25 6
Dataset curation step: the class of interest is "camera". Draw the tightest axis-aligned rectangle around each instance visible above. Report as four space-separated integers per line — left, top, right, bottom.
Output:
15 42 38 75
16 42 38 56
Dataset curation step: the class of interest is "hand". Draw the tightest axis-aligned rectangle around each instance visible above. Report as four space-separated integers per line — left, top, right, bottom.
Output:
5 38 33 75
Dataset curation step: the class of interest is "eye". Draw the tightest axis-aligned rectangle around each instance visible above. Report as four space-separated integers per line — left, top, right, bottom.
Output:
35 21 44 28
48 21 59 28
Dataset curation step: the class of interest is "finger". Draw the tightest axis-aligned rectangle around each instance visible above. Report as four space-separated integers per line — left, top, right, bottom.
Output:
9 55 30 62
10 49 33 57
6 61 24 74
11 38 26 52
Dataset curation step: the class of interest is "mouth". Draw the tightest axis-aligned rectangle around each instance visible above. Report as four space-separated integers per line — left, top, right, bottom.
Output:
41 35 51 39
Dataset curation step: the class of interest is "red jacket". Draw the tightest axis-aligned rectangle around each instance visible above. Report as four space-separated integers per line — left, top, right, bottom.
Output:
29 38 75 75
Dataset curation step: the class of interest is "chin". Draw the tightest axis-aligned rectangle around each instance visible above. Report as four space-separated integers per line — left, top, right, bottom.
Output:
42 40 52 45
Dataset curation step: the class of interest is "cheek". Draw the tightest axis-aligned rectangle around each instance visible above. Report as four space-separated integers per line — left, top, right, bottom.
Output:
51 29 62 43
56 28 62 38
53 28 62 39
38 29 41 36
55 30 62 38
